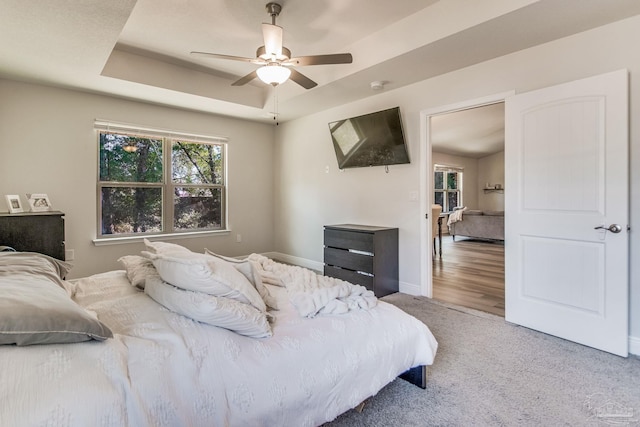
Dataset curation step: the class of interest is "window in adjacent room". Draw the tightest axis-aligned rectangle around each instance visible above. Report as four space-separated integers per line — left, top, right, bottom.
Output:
434 164 463 212
96 122 227 238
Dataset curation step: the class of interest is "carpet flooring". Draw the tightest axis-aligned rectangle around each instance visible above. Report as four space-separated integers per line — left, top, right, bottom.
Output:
325 294 640 426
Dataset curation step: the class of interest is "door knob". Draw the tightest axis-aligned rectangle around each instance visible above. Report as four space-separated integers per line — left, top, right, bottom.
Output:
594 224 622 233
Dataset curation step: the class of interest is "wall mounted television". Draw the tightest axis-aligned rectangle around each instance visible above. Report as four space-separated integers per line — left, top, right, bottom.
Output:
328 106 410 169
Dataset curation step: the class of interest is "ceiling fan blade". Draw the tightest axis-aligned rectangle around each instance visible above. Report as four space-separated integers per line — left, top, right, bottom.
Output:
286 53 353 66
191 51 263 64
231 70 258 86
289 69 317 89
262 23 283 57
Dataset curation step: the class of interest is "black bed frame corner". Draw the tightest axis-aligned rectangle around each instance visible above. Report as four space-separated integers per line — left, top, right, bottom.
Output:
399 365 427 389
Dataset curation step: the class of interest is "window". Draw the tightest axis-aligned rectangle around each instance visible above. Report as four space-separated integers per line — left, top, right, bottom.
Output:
96 122 226 238
434 165 463 212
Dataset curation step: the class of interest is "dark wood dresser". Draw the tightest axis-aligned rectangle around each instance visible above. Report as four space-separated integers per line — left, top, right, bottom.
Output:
323 224 398 297
0 211 65 260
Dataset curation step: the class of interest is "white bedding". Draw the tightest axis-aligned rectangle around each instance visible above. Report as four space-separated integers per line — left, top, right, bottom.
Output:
0 269 438 427
248 253 377 317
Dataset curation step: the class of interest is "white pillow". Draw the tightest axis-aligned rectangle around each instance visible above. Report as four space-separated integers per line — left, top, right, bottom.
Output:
145 276 272 338
142 251 266 312
117 255 158 290
204 250 278 310
143 238 192 255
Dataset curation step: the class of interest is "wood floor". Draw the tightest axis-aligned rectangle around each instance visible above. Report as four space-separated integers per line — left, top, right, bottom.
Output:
432 235 505 317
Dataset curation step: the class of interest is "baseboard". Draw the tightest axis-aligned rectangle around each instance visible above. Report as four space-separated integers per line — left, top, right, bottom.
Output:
400 281 421 296
629 335 640 356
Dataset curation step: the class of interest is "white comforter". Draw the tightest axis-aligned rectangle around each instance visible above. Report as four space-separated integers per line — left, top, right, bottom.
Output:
0 270 437 427
249 254 377 317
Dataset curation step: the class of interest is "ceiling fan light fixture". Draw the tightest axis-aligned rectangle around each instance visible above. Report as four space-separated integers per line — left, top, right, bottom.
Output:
192 2 351 90
257 63 291 86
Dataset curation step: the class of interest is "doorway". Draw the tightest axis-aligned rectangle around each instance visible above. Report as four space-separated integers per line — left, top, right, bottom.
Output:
419 92 513 314
420 72 629 356
430 103 505 316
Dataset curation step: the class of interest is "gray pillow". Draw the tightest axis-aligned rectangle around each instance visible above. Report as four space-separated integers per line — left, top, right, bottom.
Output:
118 254 158 289
0 252 113 346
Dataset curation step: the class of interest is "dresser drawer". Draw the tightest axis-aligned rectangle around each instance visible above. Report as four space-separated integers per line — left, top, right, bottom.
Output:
324 228 374 253
323 224 398 298
324 247 373 274
324 266 374 290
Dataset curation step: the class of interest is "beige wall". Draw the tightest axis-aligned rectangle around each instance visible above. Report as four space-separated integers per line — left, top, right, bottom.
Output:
478 151 505 212
273 16 640 345
431 150 505 213
0 81 276 278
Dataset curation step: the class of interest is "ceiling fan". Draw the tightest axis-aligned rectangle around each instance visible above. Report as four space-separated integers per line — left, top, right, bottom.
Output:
191 2 353 89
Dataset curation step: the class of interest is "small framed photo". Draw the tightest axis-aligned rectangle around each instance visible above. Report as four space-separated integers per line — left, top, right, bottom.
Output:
5 195 23 214
27 193 52 212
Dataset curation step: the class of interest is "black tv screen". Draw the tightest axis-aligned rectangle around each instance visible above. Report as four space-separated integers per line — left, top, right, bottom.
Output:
328 107 409 169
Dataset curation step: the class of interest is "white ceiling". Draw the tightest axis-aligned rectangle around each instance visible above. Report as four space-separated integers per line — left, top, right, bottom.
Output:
1 0 639 129
431 103 505 158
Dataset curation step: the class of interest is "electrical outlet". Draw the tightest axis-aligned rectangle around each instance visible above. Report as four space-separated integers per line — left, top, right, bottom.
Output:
65 249 75 261
236 234 242 243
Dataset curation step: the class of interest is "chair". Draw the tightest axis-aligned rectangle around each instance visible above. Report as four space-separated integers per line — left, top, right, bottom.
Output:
432 204 443 258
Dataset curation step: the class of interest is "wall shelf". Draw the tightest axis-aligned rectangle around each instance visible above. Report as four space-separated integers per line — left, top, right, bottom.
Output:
483 187 504 193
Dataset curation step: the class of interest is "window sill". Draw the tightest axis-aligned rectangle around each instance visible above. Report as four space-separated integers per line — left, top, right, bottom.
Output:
92 229 231 246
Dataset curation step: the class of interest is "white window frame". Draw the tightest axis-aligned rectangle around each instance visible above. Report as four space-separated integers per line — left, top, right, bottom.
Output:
434 164 463 212
94 121 228 244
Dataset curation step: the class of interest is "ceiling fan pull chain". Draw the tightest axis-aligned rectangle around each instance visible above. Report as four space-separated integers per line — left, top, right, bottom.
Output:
273 85 279 126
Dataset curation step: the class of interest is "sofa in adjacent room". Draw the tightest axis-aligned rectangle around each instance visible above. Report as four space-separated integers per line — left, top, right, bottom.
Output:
448 209 504 241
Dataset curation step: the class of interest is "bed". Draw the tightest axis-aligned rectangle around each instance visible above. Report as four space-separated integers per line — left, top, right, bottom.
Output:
0 242 438 427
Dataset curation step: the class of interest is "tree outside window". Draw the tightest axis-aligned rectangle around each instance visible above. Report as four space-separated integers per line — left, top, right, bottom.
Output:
98 131 225 237
434 165 463 212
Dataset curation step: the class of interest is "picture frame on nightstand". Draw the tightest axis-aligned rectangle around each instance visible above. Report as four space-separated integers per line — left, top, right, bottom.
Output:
5 195 23 214
27 193 52 212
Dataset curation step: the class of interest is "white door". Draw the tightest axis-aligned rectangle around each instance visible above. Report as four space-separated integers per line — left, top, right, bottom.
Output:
505 69 629 357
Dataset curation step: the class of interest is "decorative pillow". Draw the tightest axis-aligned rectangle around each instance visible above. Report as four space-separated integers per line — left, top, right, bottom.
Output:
145 276 272 338
204 249 278 310
143 238 192 255
0 252 113 345
117 255 158 290
141 251 266 312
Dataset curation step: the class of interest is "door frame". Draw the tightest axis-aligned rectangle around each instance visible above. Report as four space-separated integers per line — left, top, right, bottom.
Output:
419 91 514 297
